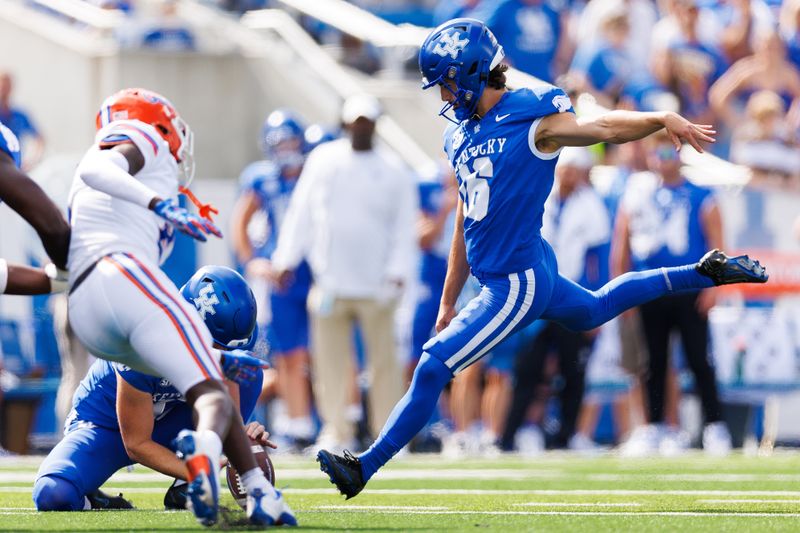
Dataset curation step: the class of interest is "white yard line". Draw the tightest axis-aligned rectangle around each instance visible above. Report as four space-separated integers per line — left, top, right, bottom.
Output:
287 488 800 496
305 509 800 517
698 499 800 504
315 505 452 511
4 486 800 498
0 472 172 483
6 469 800 484
512 502 643 507
588 473 800 482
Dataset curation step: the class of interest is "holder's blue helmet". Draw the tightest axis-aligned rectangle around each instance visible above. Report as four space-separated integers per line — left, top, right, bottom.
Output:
419 18 505 122
180 266 258 351
260 109 307 171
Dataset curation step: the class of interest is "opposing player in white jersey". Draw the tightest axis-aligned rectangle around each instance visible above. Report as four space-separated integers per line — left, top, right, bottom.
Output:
66 88 295 527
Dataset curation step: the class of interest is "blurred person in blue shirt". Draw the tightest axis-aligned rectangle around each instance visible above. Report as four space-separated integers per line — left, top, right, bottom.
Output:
230 110 315 449
779 0 800 71
701 0 775 62
0 72 44 170
476 0 571 82
575 0 658 71
138 0 196 51
651 0 727 126
710 31 800 134
433 0 482 25
410 166 459 374
613 129 731 456
568 2 632 107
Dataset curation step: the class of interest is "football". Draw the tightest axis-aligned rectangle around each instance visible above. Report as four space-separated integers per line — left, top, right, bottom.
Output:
225 439 276 509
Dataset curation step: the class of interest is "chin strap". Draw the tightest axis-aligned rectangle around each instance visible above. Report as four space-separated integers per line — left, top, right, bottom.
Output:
179 185 219 222
45 263 69 294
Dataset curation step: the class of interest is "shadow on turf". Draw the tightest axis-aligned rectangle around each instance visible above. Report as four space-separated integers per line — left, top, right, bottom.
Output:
218 506 433 531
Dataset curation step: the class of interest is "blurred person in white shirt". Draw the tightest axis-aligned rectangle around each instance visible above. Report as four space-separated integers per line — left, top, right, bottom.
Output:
271 94 418 452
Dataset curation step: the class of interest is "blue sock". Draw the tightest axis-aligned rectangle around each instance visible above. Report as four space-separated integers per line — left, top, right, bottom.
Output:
547 264 715 331
359 353 452 481
600 265 713 316
663 264 715 291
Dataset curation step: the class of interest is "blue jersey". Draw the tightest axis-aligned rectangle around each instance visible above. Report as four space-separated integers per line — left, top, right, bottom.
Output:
444 86 574 278
666 40 726 118
570 43 631 95
0 121 21 168
240 161 312 297
67 359 262 430
478 0 565 82
621 173 713 271
418 179 455 262
0 109 37 145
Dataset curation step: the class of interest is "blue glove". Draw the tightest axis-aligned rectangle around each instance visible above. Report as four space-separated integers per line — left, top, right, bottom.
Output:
220 349 269 383
152 198 222 242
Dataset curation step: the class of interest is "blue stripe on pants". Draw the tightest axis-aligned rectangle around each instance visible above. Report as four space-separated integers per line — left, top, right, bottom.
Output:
424 268 549 374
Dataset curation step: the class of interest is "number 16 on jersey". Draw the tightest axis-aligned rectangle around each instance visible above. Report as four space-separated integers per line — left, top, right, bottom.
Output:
458 156 492 222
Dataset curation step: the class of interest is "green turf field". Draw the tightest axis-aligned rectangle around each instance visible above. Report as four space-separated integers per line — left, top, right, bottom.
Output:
2 451 800 531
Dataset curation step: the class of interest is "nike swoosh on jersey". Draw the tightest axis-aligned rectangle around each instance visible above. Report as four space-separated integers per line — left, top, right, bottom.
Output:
495 113 511 122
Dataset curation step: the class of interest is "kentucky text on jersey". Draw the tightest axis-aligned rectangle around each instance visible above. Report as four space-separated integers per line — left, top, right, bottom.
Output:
452 137 507 168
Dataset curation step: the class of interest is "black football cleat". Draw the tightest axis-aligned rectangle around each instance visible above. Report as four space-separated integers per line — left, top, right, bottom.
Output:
86 489 134 510
163 479 188 510
696 249 768 286
317 449 365 499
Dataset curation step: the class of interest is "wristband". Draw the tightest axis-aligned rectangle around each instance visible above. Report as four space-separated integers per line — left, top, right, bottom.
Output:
0 259 7 294
45 263 69 294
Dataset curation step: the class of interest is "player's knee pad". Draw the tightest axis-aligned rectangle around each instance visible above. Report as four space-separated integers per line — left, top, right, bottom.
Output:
33 476 84 511
412 352 453 391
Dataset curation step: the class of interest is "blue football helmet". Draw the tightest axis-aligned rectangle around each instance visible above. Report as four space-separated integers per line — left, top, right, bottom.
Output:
260 109 307 172
303 123 339 153
180 266 258 351
419 18 505 122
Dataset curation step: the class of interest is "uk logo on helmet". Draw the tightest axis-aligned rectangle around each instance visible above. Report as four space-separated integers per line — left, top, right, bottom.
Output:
432 31 469 60
193 284 220 319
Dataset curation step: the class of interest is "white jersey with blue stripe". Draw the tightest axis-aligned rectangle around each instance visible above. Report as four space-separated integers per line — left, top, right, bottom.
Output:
444 86 575 278
67 120 179 279
0 121 21 168
542 185 611 283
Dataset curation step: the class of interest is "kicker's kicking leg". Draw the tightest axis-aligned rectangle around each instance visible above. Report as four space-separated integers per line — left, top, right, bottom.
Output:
543 250 768 332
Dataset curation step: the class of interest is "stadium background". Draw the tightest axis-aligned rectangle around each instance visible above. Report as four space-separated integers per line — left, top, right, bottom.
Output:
0 0 799 455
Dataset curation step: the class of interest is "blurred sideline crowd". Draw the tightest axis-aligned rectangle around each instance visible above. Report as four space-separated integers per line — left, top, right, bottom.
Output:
3 0 800 458
48 0 800 187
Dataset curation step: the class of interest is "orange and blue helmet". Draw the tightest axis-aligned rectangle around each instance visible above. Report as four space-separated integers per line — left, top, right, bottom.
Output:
96 88 195 185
